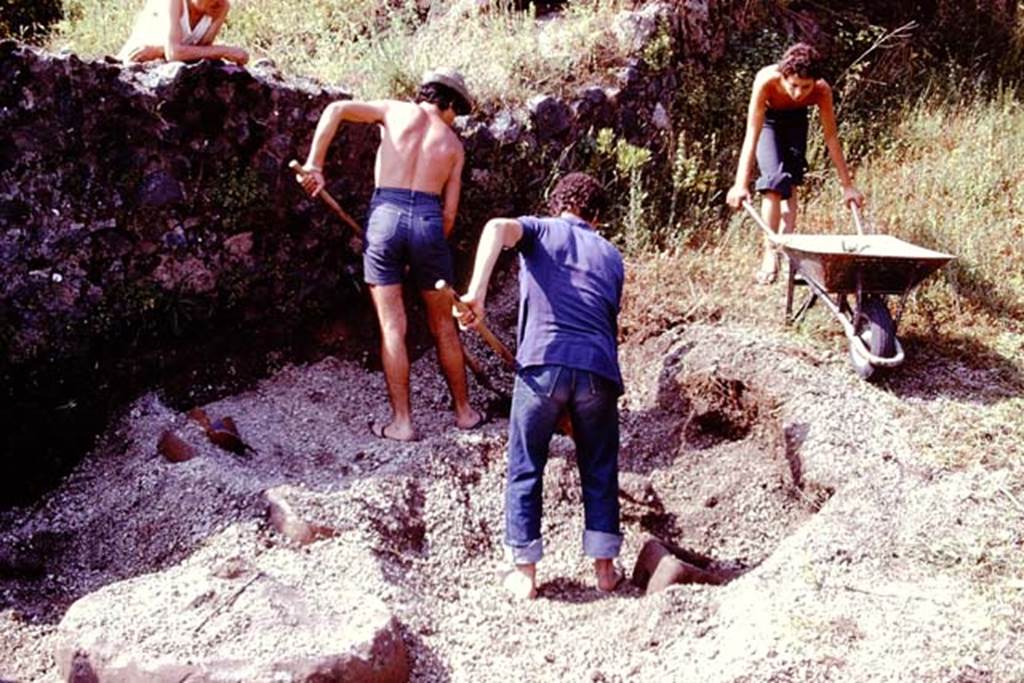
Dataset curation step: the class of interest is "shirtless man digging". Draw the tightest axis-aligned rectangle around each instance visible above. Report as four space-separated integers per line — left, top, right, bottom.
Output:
299 69 483 441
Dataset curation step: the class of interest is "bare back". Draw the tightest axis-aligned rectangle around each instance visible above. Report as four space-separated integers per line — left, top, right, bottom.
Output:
374 101 462 194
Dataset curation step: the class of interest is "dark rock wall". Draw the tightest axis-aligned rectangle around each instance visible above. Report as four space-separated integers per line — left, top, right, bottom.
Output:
0 44 382 504
0 44 381 366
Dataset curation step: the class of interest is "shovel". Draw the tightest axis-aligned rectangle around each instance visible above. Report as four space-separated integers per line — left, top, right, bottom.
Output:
289 160 363 236
436 279 573 439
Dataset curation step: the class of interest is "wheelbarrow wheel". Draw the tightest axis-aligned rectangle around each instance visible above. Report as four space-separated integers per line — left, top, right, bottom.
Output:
849 295 896 381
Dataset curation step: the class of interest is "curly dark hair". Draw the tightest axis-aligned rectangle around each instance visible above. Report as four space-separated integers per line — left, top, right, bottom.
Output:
415 82 471 116
547 172 607 223
778 42 824 80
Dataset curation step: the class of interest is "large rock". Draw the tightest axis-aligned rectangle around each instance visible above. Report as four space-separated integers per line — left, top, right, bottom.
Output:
55 555 409 682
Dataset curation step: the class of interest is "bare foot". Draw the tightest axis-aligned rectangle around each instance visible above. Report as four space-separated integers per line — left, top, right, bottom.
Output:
369 420 416 442
502 564 537 600
755 250 778 285
455 407 487 431
595 559 623 593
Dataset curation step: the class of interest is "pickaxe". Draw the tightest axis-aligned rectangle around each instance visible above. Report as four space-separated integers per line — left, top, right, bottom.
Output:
289 160 363 236
436 279 573 438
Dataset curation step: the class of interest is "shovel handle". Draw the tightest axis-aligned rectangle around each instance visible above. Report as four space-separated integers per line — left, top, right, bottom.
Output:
435 280 517 368
438 280 576 440
431 281 507 396
289 160 363 236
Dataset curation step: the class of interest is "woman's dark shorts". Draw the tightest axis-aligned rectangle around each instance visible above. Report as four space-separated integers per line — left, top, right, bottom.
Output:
755 107 809 200
363 187 453 290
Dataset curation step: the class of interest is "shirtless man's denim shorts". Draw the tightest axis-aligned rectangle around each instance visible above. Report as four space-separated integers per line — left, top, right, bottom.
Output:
363 187 454 290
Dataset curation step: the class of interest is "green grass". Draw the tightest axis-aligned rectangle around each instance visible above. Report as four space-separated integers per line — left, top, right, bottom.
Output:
48 0 633 105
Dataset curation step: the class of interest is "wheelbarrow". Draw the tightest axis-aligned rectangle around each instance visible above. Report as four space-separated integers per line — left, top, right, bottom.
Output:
742 200 954 380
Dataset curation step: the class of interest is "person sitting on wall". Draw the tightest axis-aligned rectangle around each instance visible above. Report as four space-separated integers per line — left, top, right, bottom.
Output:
726 42 864 284
456 172 625 599
118 0 249 65
298 69 483 441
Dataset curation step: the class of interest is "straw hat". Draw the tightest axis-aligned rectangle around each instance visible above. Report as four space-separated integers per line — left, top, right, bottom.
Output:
421 67 472 112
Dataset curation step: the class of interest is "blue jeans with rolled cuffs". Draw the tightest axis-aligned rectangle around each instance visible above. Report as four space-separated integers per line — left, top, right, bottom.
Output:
505 364 622 565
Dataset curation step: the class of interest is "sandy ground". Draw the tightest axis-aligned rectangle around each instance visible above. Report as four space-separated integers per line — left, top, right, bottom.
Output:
2 295 1023 681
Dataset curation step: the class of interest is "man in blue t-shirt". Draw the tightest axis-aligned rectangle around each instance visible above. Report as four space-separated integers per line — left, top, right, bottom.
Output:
457 173 625 599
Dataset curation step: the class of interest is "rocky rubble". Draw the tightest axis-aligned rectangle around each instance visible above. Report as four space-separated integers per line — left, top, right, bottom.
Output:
2 319 1021 681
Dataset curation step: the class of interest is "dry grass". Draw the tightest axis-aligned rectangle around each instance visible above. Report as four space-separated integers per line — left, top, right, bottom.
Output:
802 89 1024 327
623 229 1023 473
49 0 634 105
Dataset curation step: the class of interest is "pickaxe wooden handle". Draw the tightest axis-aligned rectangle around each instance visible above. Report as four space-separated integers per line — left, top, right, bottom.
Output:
435 280 516 367
436 279 574 440
429 280 509 399
289 160 363 236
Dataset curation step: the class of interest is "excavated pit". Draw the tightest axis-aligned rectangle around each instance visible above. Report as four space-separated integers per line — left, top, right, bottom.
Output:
0 317 850 681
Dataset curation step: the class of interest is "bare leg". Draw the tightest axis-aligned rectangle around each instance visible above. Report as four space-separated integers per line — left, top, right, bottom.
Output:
421 289 481 429
758 191 783 282
368 284 415 441
503 563 538 600
780 188 798 235
595 558 622 593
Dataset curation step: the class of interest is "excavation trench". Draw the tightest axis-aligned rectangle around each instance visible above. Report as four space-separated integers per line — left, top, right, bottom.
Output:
0 318 840 681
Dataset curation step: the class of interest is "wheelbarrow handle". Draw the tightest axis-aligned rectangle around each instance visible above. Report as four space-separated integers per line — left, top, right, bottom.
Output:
289 160 364 236
850 202 866 236
741 200 783 243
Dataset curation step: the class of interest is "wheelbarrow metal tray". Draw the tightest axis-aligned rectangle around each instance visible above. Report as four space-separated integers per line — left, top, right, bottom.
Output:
778 234 954 294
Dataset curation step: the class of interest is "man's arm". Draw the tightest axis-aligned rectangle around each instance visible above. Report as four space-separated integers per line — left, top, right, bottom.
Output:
457 218 523 327
817 83 864 208
441 147 465 238
161 0 247 64
726 68 770 209
298 100 389 196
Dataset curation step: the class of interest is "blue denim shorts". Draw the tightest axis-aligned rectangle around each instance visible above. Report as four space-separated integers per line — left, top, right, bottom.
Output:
755 107 809 200
363 187 453 290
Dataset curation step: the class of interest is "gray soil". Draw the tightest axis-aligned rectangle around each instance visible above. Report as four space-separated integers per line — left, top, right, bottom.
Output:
2 281 1023 682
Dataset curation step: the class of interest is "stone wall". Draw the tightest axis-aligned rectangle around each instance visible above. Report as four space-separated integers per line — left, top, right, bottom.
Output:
0 44 383 503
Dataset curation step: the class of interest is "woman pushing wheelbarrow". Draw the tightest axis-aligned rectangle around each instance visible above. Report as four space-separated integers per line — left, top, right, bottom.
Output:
726 42 954 381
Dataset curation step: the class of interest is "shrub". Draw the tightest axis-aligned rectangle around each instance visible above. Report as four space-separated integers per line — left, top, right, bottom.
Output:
0 0 62 41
